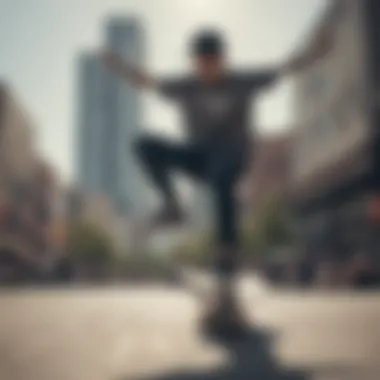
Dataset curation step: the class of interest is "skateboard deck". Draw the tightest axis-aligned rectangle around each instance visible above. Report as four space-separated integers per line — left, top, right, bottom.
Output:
180 269 251 341
131 219 251 341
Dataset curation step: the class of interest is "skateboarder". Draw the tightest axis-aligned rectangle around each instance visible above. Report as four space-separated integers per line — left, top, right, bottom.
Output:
102 29 318 331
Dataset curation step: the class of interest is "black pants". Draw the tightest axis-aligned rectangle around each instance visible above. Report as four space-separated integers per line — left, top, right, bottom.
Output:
135 135 247 276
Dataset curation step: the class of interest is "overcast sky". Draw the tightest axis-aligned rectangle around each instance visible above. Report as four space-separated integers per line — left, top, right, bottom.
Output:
0 0 328 180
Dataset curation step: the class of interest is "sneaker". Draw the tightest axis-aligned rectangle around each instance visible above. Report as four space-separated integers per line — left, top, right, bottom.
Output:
200 291 250 339
131 205 185 250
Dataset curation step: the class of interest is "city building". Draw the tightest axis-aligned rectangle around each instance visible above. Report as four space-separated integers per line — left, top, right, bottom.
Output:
65 188 130 253
290 0 380 285
0 82 38 273
76 16 145 217
75 54 105 193
0 83 63 281
0 82 37 183
242 132 292 209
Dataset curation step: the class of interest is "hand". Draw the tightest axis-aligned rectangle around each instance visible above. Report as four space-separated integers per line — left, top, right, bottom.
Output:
281 33 332 76
280 54 306 76
100 48 154 89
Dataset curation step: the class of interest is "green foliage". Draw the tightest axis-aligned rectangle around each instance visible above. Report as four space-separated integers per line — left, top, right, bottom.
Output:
114 253 180 282
171 232 213 267
243 196 294 254
171 196 294 267
67 222 115 264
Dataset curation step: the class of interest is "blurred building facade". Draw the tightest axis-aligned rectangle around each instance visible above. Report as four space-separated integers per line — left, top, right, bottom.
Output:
0 83 36 182
291 0 380 286
76 16 146 217
243 132 292 209
0 83 64 282
65 188 129 253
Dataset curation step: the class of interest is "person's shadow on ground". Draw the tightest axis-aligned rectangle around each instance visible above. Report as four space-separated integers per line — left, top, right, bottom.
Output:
119 327 310 380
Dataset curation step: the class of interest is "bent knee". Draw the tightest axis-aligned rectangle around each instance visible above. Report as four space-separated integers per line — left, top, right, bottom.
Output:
133 136 160 160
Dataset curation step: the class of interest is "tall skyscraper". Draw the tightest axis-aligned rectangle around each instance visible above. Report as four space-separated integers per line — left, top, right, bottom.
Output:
76 16 145 216
76 53 104 192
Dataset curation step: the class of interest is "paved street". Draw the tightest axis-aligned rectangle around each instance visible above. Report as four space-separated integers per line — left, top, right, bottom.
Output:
0 280 379 380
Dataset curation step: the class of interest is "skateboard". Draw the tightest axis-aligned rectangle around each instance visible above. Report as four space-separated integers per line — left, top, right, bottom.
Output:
199 299 252 341
131 218 251 340
180 269 251 341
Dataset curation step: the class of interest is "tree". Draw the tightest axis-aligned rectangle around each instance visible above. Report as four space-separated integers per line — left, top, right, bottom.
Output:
243 196 294 257
260 198 293 247
171 231 214 268
171 196 295 269
66 222 115 268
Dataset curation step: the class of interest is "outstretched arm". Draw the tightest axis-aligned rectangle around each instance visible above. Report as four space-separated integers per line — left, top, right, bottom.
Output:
279 49 319 77
278 54 307 77
101 49 156 90
280 26 333 77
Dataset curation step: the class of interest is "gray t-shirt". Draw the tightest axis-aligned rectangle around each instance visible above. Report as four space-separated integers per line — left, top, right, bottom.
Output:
158 70 278 150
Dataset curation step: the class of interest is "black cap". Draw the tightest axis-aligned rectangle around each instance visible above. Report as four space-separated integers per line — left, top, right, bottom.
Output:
191 29 225 57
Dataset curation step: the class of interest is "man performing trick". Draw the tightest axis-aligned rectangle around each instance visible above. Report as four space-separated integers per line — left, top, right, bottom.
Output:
102 29 326 334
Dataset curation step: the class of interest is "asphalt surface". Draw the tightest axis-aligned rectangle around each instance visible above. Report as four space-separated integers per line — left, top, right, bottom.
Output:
0 280 379 380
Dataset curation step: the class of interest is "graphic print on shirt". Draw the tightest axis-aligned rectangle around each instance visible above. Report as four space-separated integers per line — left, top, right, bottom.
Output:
197 91 233 123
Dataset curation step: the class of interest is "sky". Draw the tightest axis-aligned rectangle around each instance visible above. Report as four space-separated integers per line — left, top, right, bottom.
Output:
0 0 328 180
